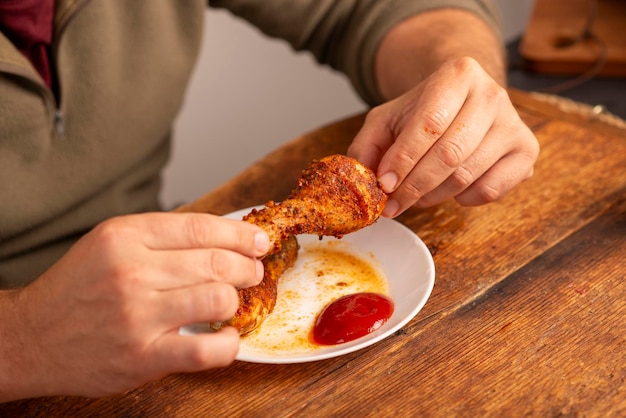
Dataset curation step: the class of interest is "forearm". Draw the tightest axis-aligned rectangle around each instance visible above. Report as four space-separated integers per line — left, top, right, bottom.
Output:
375 8 506 101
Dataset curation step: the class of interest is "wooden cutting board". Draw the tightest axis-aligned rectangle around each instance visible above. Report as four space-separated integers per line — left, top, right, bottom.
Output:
519 0 626 77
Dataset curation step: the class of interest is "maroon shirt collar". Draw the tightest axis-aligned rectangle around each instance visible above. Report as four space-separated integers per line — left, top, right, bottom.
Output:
0 0 55 87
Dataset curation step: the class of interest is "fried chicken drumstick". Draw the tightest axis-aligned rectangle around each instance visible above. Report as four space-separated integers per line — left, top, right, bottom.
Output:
210 235 299 335
243 154 388 255
214 154 386 335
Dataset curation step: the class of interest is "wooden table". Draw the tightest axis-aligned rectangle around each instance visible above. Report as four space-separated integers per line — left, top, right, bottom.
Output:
2 89 625 416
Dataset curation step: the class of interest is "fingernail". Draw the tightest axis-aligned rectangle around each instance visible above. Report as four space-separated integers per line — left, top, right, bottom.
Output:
255 259 264 281
255 231 270 253
382 199 400 218
378 172 398 193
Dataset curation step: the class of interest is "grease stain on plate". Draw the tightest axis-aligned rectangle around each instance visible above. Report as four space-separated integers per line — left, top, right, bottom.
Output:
240 239 389 355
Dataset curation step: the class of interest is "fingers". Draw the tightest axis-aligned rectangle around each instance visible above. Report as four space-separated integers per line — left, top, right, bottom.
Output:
375 76 473 194
417 122 537 207
347 105 396 170
99 212 270 257
454 145 537 207
348 66 469 173
157 282 240 329
92 212 268 289
151 288 241 372
150 248 263 289
349 57 539 216
411 125 504 207
382 88 498 214
154 327 240 373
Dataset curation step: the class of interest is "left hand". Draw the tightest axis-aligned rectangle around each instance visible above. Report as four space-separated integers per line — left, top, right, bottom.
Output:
347 57 539 218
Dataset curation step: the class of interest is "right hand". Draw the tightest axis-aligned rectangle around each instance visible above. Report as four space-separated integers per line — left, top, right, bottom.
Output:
348 57 539 217
2 212 269 400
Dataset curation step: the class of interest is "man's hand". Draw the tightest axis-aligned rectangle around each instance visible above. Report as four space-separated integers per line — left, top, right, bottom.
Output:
348 56 539 217
0 212 269 401
347 9 539 218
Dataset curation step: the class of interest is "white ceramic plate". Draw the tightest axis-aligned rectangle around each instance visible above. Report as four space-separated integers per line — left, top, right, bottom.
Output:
181 206 435 364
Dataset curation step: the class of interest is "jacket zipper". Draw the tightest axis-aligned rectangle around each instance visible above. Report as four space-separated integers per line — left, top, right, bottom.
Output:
49 0 93 139
0 0 92 139
54 110 65 138
48 0 92 139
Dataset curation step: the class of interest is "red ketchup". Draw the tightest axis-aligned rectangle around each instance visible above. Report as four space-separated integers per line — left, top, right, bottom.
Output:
311 292 394 345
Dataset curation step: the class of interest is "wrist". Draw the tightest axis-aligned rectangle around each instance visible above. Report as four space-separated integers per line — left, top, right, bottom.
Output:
0 288 43 402
375 9 506 100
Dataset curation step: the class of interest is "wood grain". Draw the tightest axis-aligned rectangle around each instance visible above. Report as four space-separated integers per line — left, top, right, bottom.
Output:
2 89 625 417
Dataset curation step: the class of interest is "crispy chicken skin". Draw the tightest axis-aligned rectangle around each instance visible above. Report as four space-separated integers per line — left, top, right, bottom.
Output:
244 154 387 254
214 155 386 336
211 235 299 335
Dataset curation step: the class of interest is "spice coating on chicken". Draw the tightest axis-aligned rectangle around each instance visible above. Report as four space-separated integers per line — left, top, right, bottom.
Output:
211 235 299 335
244 154 387 254
213 155 385 335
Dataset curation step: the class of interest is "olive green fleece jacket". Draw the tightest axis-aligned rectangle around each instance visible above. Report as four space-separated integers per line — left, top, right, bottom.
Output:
0 0 500 288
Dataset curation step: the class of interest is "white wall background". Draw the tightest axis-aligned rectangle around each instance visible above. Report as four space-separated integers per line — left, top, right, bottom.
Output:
160 0 535 209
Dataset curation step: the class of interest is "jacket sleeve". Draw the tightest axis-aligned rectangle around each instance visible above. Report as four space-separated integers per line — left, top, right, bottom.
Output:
207 0 502 106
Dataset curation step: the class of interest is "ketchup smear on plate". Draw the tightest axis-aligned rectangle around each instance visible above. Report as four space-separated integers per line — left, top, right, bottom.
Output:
311 292 394 345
